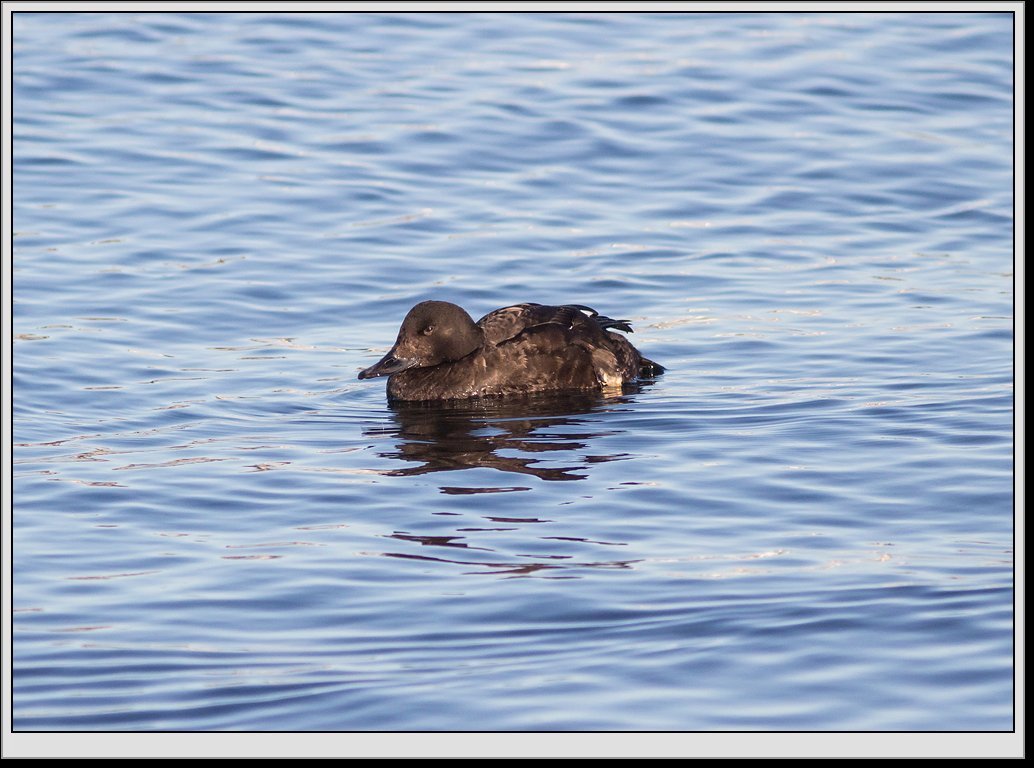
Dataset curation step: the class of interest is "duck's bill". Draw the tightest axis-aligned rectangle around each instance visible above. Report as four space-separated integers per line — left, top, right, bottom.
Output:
358 351 419 380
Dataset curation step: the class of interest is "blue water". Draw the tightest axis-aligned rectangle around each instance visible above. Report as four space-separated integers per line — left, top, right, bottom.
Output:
12 11 1015 735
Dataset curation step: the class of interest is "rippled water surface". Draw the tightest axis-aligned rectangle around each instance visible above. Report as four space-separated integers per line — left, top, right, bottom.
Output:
11 11 1015 738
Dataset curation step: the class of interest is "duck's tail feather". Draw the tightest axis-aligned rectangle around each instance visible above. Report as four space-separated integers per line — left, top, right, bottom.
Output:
639 357 665 376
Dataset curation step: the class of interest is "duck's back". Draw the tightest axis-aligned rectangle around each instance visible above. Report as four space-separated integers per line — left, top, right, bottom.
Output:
477 303 574 345
478 303 634 344
481 302 660 388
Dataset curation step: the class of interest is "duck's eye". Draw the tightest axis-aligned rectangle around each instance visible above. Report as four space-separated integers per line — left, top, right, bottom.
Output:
421 325 435 336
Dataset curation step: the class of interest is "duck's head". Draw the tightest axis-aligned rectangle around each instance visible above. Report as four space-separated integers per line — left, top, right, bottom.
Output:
358 300 483 380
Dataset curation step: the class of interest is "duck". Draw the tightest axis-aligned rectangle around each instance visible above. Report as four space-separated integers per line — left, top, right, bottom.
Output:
358 300 664 402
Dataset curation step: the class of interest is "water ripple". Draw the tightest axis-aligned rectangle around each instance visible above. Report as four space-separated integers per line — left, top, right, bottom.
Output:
12 10 1014 737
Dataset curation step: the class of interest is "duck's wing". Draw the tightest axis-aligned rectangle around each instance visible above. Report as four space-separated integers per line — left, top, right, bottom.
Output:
478 303 634 346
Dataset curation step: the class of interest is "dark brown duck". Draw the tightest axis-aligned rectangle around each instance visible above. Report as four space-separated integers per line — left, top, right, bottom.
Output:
358 300 664 402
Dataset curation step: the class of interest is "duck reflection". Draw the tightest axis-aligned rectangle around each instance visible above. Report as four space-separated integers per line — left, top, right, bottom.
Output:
364 387 649 484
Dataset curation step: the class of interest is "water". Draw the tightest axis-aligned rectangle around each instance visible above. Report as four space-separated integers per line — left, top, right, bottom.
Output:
11 10 1015 743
